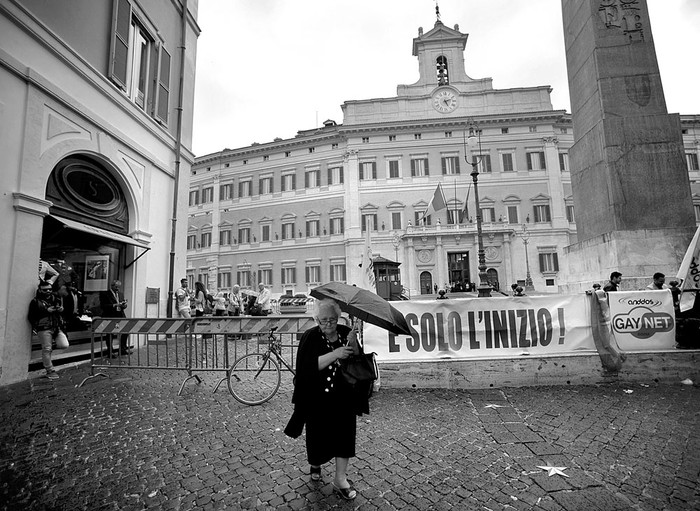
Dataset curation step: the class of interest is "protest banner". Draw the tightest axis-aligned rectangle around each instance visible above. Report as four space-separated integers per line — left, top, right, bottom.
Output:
607 290 675 350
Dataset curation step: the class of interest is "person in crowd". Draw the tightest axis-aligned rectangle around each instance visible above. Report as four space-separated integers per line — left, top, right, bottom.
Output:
28 280 69 379
603 271 622 292
257 282 272 315
99 279 130 356
284 299 365 500
61 282 86 331
668 280 681 315
592 283 601 290
175 278 192 318
511 283 519 296
193 281 207 317
213 290 227 316
646 272 669 290
227 284 243 316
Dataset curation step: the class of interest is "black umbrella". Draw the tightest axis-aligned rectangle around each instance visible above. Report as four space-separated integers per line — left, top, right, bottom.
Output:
310 282 412 335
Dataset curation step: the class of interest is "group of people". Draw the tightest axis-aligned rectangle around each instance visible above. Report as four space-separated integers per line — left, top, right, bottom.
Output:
174 280 273 319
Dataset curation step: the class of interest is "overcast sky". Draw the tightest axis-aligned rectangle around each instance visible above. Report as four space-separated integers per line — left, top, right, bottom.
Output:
191 0 700 157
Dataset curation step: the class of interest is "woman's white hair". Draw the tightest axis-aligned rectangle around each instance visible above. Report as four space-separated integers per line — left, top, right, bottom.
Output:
314 298 341 319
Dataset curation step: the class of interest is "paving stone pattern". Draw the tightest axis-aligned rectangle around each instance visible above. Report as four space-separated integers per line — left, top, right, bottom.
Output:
0 365 698 510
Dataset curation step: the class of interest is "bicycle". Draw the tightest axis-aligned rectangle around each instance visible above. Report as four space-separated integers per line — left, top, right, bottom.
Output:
227 326 296 405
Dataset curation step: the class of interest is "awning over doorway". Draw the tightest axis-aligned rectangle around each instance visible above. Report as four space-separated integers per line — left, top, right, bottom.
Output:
50 215 151 250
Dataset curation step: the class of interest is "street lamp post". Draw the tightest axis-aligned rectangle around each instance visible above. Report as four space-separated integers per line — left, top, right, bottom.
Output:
516 225 534 291
464 123 492 297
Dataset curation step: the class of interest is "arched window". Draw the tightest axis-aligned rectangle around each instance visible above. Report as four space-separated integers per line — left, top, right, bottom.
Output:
436 56 449 85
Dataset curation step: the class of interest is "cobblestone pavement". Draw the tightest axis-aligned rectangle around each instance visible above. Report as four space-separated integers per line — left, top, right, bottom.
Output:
0 364 698 510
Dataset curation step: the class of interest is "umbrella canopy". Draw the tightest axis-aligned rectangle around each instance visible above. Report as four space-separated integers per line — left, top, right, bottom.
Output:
310 282 412 335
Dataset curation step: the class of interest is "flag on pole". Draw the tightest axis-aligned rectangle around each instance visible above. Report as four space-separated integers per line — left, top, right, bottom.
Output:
361 226 376 292
419 182 447 224
462 182 472 222
676 225 700 311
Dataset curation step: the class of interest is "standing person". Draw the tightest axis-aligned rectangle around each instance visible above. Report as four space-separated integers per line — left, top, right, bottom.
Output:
193 281 207 317
603 272 622 292
284 299 366 501
62 282 86 331
99 280 130 356
175 278 192 318
257 282 272 315
227 284 243 316
646 272 669 290
28 281 69 379
213 290 227 316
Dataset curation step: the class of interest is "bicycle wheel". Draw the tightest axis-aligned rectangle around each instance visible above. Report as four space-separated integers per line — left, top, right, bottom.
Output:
228 352 281 405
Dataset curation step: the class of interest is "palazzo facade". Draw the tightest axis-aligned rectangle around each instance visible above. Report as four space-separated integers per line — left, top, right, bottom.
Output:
188 16 700 300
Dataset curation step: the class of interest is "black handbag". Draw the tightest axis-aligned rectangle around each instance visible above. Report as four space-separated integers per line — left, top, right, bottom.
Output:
340 351 378 386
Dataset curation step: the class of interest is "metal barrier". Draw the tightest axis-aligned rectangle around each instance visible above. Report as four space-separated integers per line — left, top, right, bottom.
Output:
79 315 315 396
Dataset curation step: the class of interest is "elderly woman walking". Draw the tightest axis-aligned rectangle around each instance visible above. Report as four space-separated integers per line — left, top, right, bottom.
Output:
285 298 369 500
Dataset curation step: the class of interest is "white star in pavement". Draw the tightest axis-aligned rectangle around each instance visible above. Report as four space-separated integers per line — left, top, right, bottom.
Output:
537 465 570 477
484 404 505 409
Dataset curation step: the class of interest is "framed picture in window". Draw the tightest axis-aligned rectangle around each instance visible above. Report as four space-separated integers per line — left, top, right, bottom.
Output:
84 255 109 292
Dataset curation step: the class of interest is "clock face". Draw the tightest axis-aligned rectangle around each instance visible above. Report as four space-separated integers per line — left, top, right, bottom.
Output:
432 89 458 113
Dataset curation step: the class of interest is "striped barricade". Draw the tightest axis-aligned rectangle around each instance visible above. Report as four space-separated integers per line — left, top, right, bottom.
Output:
79 317 196 394
189 315 315 392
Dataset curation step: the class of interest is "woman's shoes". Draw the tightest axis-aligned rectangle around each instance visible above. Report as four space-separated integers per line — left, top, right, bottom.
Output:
309 466 321 482
332 482 357 500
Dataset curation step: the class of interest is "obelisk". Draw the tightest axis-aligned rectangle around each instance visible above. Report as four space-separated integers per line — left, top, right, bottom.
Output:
561 0 695 290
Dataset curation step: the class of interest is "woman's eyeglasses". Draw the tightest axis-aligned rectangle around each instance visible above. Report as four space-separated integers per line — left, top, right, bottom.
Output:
318 318 338 325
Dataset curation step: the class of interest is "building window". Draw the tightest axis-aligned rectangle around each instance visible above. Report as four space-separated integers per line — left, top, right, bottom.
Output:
388 160 400 178
507 205 519 224
389 135 396 142
259 269 272 286
526 151 546 171
477 154 492 173
237 271 250 288
501 153 514 172
308 147 315 153
281 267 296 285
281 174 296 191
220 229 231 245
534 204 552 223
445 131 452 138
189 190 199 206
263 155 269 161
243 160 247 165
330 263 346 282
414 134 422 140
566 205 575 223
285 151 291 157
415 211 431 225
501 128 509 134
687 153 699 171
529 126 537 133
410 158 429 177
441 156 460 175
360 162 377 181
186 234 196 250
306 265 321 284
200 232 212 248
539 252 560 273
197 273 208 287
305 169 320 188
391 212 402 230
238 227 250 244
218 272 231 289
447 208 463 224
560 128 568 134
559 153 569 172
202 187 213 203
109 0 171 123
330 217 344 234
219 183 233 201
259 176 273 194
362 137 370 144
362 214 378 232
238 180 252 198
306 220 320 237
261 224 271 242
224 163 229 168
331 143 338 149
694 204 700 222
328 166 344 185
282 222 295 240
480 207 496 223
